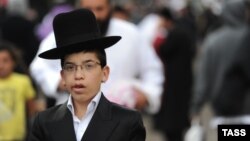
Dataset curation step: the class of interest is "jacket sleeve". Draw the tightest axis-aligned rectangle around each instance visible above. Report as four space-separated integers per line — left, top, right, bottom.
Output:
28 113 45 141
129 112 146 141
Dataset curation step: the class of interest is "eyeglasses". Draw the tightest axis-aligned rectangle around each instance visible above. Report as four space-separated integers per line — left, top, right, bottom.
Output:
63 61 101 73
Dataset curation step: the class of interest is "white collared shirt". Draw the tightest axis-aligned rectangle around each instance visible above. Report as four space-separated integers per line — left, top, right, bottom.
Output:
67 91 101 141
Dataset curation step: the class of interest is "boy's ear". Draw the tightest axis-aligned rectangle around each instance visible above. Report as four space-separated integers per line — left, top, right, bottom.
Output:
102 66 110 82
60 70 65 79
60 70 63 76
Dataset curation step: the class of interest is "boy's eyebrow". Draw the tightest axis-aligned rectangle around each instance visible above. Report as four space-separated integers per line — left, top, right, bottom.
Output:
64 59 98 65
64 62 74 65
83 59 97 63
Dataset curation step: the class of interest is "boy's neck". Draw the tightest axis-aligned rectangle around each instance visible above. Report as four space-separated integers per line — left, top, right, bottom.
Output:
70 91 100 119
73 100 89 119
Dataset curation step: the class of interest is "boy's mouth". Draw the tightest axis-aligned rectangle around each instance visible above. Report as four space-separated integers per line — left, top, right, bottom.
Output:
72 84 85 89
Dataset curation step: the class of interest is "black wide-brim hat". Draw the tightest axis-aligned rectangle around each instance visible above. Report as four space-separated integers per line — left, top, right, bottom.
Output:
39 8 121 59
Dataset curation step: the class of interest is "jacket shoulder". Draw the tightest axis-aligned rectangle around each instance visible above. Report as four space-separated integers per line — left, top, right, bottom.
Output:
108 102 146 140
35 104 65 122
109 102 142 120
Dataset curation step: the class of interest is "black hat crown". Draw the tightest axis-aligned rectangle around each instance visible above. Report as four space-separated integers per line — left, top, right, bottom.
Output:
39 8 121 59
54 9 100 47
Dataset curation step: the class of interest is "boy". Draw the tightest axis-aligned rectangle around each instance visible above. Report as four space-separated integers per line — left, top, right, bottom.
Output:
29 9 146 141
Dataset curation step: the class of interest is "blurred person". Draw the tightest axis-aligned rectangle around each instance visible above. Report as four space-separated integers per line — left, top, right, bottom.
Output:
138 11 163 54
30 32 68 107
0 42 36 141
138 2 196 55
175 5 197 44
154 7 195 141
80 0 164 113
28 9 146 141
28 0 50 23
190 0 249 140
0 1 7 39
190 0 224 40
6 0 28 16
197 7 223 40
113 5 130 21
1 14 40 67
30 0 74 108
224 1 250 117
30 0 164 114
35 0 74 41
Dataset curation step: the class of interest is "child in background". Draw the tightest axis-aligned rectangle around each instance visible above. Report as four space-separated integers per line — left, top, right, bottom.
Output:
0 42 36 140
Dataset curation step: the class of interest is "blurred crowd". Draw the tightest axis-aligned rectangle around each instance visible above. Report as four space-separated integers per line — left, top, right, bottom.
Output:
0 0 250 141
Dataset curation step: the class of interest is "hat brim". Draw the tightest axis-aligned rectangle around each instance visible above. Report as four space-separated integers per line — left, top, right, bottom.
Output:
38 36 121 59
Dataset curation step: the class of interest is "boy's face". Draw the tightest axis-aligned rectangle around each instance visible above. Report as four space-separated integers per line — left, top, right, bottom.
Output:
61 51 109 103
0 50 15 78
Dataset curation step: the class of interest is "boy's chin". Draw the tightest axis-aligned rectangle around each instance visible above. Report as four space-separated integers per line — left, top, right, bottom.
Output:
71 94 92 104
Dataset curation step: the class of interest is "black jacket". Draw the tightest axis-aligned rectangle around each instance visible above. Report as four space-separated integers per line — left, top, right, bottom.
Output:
28 94 146 141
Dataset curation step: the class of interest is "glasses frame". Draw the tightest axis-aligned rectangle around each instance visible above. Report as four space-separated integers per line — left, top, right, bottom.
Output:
63 60 101 74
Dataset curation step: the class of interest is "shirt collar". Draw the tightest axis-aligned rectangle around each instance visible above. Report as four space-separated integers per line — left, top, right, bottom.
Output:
67 91 101 118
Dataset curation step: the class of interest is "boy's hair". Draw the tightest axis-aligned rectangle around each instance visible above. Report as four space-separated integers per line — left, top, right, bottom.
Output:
60 47 107 68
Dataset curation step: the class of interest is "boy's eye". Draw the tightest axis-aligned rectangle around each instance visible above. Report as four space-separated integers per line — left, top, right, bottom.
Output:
84 63 95 70
64 65 75 71
63 61 100 72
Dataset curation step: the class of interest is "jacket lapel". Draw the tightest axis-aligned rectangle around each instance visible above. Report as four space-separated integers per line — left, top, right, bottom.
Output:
81 94 119 141
49 103 77 141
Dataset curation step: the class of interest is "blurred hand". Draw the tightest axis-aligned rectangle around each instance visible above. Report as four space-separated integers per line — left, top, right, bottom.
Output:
35 99 46 112
190 114 201 124
27 99 36 117
134 88 148 110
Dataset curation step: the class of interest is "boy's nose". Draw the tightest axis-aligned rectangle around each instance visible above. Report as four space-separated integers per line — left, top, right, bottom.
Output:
74 68 85 80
